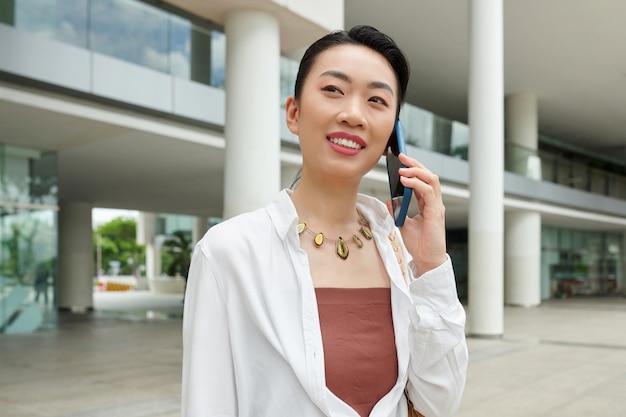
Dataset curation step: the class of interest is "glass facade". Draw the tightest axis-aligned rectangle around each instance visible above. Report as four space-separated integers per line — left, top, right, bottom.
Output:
446 226 624 302
447 229 468 301
12 0 89 47
399 105 470 159
542 227 624 299
4 0 623 201
538 144 626 200
505 135 626 200
0 145 58 334
1 0 226 87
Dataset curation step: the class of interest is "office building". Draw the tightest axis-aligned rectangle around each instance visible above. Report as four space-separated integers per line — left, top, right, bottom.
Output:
1 0 624 336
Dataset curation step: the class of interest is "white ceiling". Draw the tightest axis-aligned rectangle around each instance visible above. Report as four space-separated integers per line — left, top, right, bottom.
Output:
1 0 625 229
345 0 626 159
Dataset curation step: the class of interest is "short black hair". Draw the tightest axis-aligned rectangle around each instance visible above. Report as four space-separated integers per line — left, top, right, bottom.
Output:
293 25 410 117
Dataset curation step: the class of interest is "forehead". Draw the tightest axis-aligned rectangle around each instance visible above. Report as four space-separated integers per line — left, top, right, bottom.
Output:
309 44 397 88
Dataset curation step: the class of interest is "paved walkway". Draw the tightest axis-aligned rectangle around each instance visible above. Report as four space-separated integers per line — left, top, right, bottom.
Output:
1 292 625 417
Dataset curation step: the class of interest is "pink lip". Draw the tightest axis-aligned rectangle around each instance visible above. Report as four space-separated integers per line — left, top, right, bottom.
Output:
327 132 367 148
326 132 367 156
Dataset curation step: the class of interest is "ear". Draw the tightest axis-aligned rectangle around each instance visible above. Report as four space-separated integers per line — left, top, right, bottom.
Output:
285 96 299 136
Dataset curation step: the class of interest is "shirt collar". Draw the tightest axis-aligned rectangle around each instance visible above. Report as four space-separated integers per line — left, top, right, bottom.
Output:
266 189 300 241
266 189 397 242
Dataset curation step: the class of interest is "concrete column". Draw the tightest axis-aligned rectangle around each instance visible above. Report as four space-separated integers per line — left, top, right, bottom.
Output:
145 244 160 278
192 216 208 245
58 201 94 312
505 93 538 149
137 212 157 278
147 243 162 278
468 0 504 337
504 93 542 305
505 93 540 178
505 210 541 306
223 10 281 219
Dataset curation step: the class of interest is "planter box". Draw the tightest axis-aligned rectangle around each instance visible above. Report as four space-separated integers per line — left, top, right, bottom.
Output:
147 277 186 295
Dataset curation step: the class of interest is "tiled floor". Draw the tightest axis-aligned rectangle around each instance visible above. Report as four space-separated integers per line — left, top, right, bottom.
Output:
2 293 626 417
1 293 183 417
459 298 626 417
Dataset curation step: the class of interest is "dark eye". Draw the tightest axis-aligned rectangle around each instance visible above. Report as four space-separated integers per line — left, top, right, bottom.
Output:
321 85 343 94
369 96 388 106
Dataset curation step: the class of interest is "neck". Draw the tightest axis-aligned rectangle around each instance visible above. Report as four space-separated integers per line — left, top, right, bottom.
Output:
290 172 361 229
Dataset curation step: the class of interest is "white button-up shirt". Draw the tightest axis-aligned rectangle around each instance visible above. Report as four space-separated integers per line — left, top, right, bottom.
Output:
182 190 467 417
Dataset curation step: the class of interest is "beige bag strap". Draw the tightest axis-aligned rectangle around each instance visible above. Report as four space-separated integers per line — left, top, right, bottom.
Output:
390 233 426 417
388 232 408 286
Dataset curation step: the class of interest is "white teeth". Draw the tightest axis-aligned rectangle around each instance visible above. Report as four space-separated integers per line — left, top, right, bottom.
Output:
329 138 362 149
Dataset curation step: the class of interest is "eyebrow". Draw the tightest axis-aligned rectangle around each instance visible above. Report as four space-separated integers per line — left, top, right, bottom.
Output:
319 70 394 96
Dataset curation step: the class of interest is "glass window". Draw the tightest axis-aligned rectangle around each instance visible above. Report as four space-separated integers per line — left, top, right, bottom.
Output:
400 105 433 148
450 121 469 159
169 14 192 80
1 144 58 333
210 30 225 88
1 208 58 333
90 0 169 72
0 146 57 206
4 0 226 88
12 0 89 47
542 226 624 299
168 15 224 87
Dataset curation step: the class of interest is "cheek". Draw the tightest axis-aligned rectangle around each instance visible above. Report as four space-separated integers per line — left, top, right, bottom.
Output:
377 117 396 143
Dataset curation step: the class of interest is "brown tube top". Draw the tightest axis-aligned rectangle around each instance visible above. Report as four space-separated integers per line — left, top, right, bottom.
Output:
315 287 398 417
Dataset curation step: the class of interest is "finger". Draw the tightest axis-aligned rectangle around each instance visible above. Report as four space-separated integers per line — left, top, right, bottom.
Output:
399 167 442 200
398 153 439 185
398 154 442 198
400 175 443 212
398 152 424 169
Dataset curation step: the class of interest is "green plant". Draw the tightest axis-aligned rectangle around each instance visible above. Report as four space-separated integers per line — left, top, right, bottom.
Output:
93 217 145 276
162 230 192 278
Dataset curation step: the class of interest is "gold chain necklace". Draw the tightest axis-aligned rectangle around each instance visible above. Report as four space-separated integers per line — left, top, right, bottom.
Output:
297 210 373 260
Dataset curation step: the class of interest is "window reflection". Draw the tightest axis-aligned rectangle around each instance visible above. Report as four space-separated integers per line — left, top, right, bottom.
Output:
11 0 89 47
0 146 57 206
542 227 624 299
169 16 225 86
3 0 226 87
90 0 169 72
1 144 59 333
210 30 225 87
0 209 58 332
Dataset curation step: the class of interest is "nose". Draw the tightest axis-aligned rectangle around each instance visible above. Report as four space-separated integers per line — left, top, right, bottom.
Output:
337 98 367 128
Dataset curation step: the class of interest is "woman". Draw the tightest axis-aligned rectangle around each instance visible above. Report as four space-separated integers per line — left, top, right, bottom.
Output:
182 25 467 417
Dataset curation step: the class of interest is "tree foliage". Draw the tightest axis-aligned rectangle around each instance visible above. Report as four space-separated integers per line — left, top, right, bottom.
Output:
162 230 193 278
93 217 145 276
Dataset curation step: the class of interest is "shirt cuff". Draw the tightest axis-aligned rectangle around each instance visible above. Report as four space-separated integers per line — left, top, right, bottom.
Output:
408 255 460 313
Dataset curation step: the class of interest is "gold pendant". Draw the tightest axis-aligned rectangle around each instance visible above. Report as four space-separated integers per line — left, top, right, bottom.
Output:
336 237 349 259
358 210 370 226
360 225 373 240
352 234 363 248
314 233 324 247
297 222 307 235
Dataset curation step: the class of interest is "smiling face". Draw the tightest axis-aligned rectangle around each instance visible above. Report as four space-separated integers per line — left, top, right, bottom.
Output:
286 44 399 185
